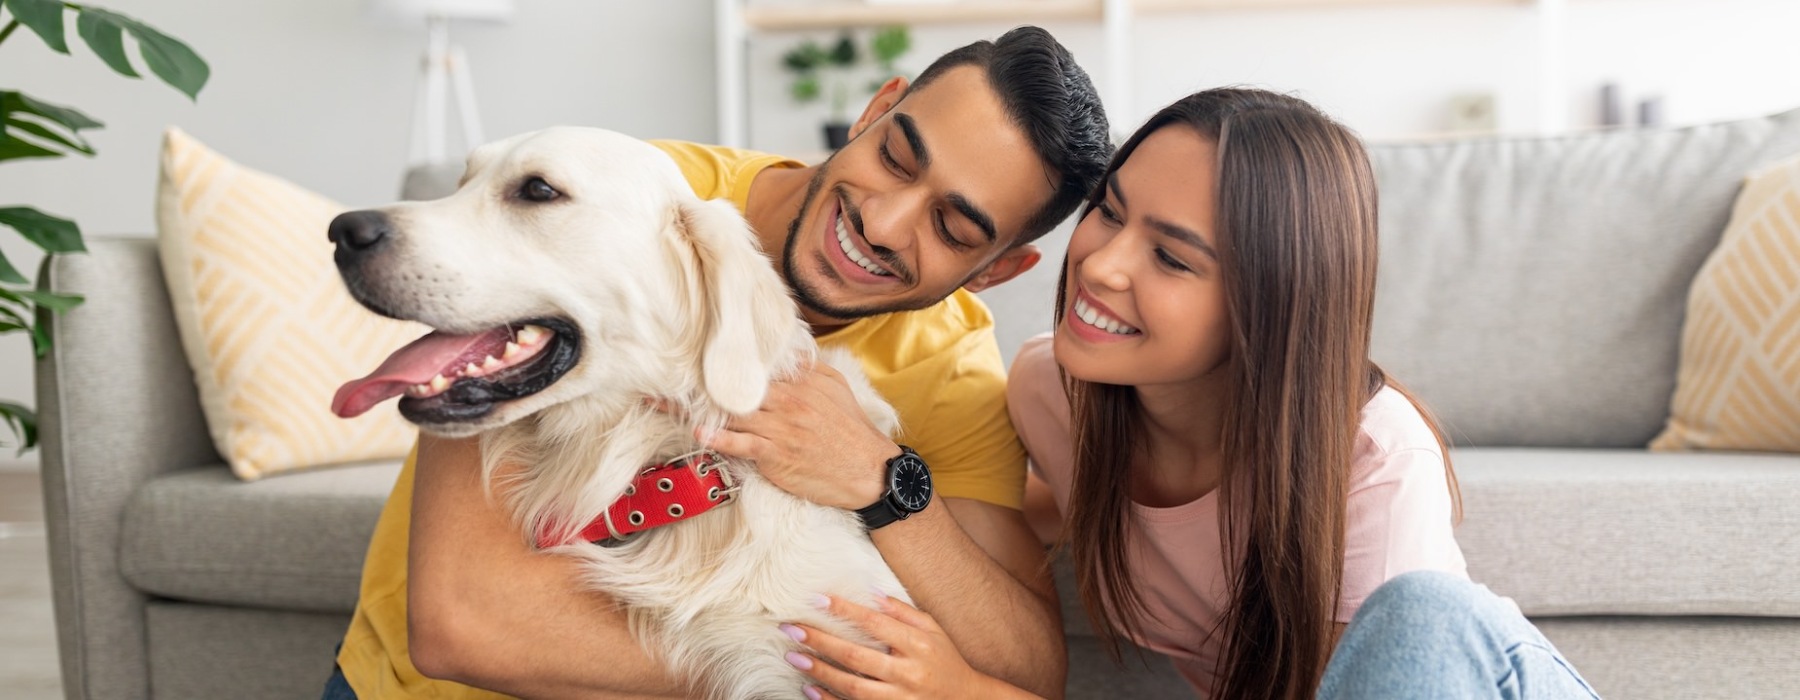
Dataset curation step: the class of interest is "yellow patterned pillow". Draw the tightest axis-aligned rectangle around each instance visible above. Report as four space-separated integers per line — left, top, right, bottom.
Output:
156 128 426 479
1652 152 1800 452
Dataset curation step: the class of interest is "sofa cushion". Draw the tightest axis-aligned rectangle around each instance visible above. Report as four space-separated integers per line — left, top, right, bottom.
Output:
1452 447 1800 616
120 461 402 613
1368 108 1800 448
156 128 428 480
1651 151 1800 453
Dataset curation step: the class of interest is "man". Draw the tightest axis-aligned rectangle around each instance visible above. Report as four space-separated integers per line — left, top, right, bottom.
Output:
327 26 1111 700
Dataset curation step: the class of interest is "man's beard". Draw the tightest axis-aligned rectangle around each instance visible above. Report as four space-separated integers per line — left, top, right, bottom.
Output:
782 155 963 322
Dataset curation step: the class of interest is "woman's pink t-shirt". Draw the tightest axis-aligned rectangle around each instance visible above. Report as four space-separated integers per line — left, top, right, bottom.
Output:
1006 335 1467 691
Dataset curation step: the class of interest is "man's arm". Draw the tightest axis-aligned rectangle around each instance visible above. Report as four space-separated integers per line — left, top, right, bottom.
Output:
705 364 1067 698
407 433 688 699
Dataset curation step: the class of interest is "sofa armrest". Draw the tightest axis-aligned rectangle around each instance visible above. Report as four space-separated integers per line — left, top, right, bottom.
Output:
36 235 221 700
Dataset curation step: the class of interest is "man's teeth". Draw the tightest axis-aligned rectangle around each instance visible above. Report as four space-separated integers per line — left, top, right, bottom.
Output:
404 324 555 399
837 215 891 277
1073 298 1140 335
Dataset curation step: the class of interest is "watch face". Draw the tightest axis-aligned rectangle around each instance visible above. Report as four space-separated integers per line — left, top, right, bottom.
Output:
889 454 932 513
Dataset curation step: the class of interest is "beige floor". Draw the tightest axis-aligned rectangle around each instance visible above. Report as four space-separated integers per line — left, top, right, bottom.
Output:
1 469 64 699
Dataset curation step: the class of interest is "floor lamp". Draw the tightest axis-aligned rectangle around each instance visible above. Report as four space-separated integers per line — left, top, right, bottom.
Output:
370 0 513 168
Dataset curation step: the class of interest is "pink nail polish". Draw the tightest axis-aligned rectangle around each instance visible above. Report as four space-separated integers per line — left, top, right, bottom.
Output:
785 651 813 671
779 623 806 642
804 685 822 700
810 594 831 610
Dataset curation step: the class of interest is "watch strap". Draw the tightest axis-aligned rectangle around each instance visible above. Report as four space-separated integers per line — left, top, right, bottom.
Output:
855 497 905 530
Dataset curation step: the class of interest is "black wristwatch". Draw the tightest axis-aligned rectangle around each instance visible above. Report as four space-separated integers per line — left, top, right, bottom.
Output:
855 445 933 531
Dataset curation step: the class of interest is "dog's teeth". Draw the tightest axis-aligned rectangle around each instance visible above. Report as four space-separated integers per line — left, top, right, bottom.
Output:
464 362 482 377
503 341 521 360
406 385 428 398
518 324 548 345
482 355 503 371
429 374 450 392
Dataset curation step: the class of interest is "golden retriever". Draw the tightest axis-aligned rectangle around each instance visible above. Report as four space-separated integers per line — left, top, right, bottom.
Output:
329 127 906 699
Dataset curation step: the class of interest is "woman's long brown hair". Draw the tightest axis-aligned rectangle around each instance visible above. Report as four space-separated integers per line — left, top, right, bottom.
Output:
1055 88 1460 700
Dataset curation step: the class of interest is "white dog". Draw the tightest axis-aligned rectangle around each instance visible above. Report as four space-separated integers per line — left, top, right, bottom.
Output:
329 127 908 699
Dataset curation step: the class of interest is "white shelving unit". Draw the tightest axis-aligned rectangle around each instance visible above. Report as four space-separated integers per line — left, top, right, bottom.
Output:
715 0 1565 148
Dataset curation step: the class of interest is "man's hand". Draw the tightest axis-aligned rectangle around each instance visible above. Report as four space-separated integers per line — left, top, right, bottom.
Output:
702 359 897 511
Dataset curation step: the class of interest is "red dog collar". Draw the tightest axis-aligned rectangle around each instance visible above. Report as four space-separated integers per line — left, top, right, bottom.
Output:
536 452 734 548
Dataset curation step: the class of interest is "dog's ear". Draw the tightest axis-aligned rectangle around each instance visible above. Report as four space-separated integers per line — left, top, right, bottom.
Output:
674 198 798 416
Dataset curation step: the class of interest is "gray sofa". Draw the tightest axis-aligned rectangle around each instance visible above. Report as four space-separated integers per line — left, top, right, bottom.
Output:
39 108 1800 700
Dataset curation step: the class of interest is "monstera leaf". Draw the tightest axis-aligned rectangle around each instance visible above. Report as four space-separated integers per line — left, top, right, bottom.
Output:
0 0 207 451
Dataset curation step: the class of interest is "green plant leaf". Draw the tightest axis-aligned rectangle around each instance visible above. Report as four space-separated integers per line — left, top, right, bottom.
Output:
75 7 139 79
871 25 910 64
81 8 209 100
1 287 84 312
4 116 94 156
0 206 85 254
0 248 28 285
28 318 47 357
126 19 210 99
0 133 60 162
3 91 104 131
0 300 31 328
791 75 820 103
0 91 101 163
67 8 209 99
0 400 38 453
0 286 82 359
783 40 824 73
4 0 68 53
828 32 859 67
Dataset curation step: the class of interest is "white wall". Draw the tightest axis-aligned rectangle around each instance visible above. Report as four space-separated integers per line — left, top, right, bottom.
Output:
2 0 1796 469
746 0 1800 152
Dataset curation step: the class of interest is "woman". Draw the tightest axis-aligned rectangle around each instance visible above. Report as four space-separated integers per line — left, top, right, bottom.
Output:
779 89 1600 699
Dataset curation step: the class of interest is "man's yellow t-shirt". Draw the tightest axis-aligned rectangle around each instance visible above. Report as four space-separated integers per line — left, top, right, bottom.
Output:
336 140 1029 698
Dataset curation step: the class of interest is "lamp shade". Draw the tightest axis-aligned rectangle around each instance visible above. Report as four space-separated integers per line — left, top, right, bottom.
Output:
367 0 514 25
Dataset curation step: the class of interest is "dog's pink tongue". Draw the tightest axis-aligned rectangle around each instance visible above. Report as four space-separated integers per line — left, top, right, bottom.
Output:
332 328 512 418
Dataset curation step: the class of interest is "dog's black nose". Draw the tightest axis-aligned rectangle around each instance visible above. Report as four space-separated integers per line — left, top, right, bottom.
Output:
329 210 393 255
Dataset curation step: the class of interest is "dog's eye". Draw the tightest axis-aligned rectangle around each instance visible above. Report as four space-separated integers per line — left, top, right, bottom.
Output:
520 177 561 203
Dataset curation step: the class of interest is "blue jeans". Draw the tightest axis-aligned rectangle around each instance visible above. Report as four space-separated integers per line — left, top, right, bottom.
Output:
1318 571 1601 700
322 642 357 700
321 664 357 700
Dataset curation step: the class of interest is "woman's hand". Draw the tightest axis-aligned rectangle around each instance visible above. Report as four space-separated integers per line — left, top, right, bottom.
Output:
782 594 1044 700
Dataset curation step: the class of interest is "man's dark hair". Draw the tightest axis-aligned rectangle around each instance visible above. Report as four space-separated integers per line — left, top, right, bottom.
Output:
910 26 1112 246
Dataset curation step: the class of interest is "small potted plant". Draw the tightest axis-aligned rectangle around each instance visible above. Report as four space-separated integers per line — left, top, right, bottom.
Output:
782 31 858 149
866 25 911 93
780 26 910 151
